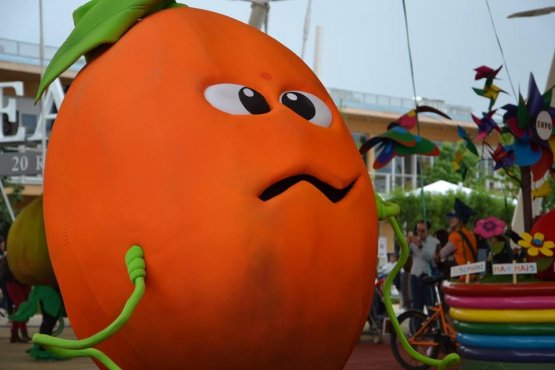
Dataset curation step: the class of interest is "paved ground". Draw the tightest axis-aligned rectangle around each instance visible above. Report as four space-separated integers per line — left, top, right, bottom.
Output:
0 315 406 370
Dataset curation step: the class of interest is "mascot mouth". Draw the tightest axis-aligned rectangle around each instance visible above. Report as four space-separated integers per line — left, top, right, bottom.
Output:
259 175 356 203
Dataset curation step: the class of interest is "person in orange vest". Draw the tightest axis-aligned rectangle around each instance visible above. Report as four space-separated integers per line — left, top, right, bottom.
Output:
439 198 478 276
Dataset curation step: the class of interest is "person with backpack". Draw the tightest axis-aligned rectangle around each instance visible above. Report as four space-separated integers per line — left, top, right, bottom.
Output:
439 198 478 278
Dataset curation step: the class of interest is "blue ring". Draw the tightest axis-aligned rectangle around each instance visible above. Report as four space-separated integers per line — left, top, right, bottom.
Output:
457 333 555 350
458 345 555 363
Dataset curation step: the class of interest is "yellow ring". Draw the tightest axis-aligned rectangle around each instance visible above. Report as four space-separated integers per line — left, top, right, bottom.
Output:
450 308 555 323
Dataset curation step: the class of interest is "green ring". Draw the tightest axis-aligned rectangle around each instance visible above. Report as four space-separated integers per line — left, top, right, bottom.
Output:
454 320 555 335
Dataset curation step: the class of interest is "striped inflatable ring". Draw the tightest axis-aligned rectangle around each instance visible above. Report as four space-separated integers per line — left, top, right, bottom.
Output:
450 307 555 323
445 294 555 309
458 345 555 363
454 320 555 335
457 333 555 350
442 281 555 297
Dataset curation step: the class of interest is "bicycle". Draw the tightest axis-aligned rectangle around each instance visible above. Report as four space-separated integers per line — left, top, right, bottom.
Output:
390 276 458 370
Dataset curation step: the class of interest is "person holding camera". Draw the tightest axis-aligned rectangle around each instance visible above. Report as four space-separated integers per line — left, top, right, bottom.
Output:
409 220 439 311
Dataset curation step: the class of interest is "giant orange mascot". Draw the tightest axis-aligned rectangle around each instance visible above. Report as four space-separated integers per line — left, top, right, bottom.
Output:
35 1 378 369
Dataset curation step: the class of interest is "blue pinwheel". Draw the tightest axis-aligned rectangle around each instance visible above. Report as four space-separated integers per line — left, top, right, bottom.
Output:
501 73 555 171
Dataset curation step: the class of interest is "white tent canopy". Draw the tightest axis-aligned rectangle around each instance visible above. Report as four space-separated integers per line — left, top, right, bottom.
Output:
412 180 472 195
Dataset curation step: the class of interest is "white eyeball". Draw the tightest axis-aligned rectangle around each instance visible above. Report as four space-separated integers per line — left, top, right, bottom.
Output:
279 91 332 127
204 83 270 115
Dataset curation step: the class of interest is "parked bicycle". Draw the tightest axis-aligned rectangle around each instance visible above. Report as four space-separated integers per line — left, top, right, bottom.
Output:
390 275 458 370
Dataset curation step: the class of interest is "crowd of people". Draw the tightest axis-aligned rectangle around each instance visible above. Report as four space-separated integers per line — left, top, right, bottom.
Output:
395 197 517 311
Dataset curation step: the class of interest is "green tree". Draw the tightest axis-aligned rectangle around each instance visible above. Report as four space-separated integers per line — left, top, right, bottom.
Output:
386 188 514 235
541 175 555 213
423 142 479 187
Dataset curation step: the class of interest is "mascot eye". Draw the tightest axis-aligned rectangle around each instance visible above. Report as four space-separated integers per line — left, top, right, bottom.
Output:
279 91 332 127
204 83 270 115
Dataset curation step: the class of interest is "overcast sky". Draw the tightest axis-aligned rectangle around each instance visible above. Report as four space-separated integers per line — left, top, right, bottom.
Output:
1 0 554 114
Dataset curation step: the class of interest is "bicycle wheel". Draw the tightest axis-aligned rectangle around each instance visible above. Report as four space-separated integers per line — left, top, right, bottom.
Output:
390 310 441 370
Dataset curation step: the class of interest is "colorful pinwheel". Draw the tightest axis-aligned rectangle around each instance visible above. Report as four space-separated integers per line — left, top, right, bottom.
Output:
501 73 555 171
359 106 450 169
472 65 506 110
457 125 478 156
453 150 468 180
490 143 515 170
472 110 500 142
397 106 450 130
359 125 439 169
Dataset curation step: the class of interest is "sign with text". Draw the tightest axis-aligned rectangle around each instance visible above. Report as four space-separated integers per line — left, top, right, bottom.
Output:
450 261 486 277
492 262 537 275
0 152 43 176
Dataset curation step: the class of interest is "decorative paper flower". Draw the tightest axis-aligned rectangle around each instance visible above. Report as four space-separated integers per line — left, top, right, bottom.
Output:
518 232 555 257
474 217 506 239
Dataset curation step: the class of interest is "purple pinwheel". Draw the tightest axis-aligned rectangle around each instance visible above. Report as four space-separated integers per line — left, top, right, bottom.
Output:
490 143 515 170
472 110 501 143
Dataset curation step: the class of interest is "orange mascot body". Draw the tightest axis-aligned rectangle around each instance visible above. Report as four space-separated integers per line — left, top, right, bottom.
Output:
44 7 378 369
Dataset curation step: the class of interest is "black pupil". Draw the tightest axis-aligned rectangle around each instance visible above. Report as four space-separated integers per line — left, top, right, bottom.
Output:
239 87 270 115
281 92 315 120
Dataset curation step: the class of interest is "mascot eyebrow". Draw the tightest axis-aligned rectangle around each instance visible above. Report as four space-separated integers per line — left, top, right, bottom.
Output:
35 0 186 101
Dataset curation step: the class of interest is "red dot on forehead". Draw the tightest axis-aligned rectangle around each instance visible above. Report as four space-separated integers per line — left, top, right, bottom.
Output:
260 72 272 80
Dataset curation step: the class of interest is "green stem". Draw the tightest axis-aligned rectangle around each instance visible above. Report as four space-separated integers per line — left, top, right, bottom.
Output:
33 245 146 370
376 194 460 370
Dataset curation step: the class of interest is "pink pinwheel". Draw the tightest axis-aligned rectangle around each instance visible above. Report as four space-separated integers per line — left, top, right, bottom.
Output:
474 216 506 239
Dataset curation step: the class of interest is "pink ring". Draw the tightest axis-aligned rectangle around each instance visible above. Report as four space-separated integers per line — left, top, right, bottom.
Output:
442 281 555 297
445 294 555 309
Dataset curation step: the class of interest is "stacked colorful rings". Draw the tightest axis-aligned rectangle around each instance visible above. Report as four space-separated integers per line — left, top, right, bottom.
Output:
443 281 555 368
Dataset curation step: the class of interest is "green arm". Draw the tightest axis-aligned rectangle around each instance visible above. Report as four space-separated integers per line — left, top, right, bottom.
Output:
9 287 39 322
376 194 460 370
33 245 147 370
36 0 186 101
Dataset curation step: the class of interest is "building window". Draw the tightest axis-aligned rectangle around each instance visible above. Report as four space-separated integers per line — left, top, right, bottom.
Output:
21 113 37 137
351 132 368 166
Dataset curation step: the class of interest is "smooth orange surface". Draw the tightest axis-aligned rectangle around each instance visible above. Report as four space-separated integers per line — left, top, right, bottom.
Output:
44 7 377 370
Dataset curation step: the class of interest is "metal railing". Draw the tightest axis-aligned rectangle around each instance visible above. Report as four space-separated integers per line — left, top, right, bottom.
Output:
328 87 473 121
0 37 85 71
